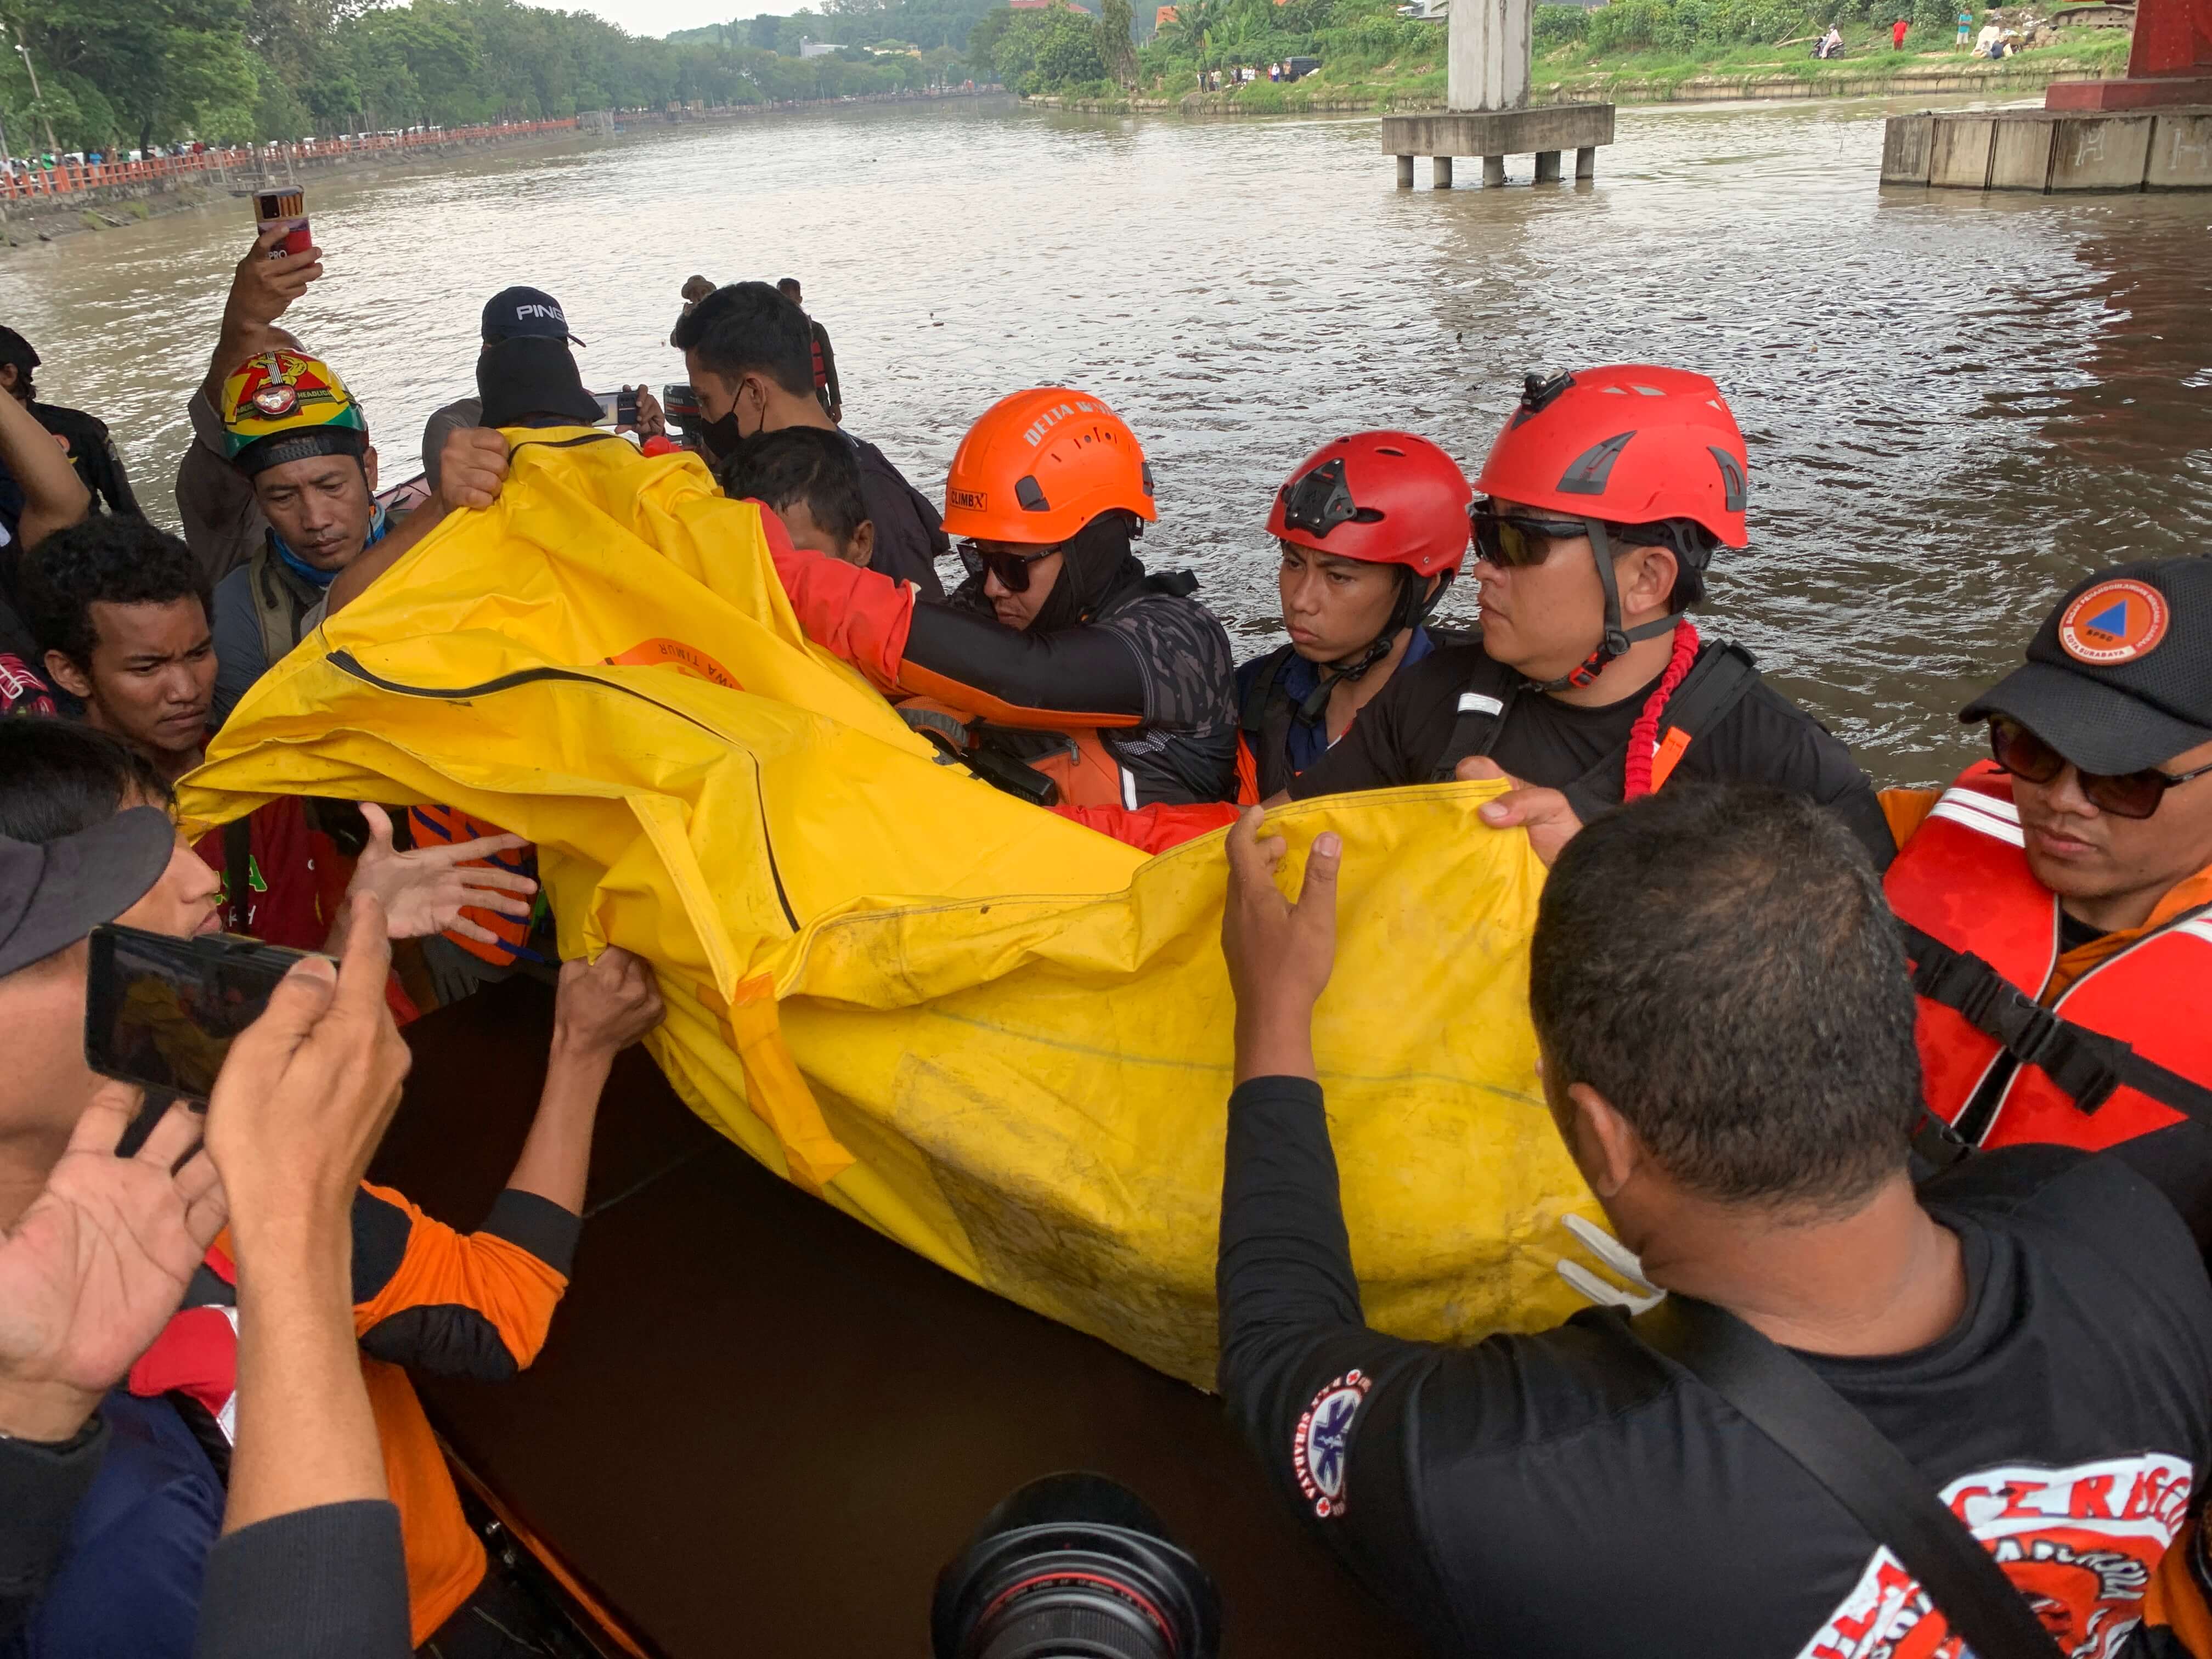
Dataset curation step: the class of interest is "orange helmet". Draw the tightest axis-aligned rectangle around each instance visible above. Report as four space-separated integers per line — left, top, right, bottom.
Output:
940 388 1157 546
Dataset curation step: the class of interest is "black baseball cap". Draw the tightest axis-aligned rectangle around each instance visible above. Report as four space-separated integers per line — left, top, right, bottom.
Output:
481 286 586 348
1960 558 2212 775
0 808 174 978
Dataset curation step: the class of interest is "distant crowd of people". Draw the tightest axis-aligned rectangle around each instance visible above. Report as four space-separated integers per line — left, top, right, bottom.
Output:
1 213 2210 1658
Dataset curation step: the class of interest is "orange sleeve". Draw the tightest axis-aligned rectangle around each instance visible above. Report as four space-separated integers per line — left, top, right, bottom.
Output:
2143 1517 2212 1657
1880 787 1941 852
351 1182 572 1378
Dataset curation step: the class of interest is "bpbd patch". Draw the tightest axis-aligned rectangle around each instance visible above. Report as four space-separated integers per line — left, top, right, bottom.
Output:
1291 1369 1371 1519
2059 578 2169 667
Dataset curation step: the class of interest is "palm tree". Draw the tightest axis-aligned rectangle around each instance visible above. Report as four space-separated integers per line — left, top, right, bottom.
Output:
1159 0 1222 86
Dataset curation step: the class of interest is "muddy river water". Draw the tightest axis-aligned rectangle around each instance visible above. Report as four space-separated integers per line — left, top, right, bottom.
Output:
7 93 2208 784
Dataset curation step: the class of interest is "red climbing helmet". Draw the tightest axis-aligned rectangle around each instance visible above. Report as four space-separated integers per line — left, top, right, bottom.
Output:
1265 430 1474 577
1475 365 1749 550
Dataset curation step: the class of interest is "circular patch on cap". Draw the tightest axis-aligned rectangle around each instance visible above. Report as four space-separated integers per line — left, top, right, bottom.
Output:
251 385 298 417
2058 578 2169 667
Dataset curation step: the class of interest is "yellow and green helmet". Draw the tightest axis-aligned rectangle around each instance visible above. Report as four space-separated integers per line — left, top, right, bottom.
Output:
219 348 369 476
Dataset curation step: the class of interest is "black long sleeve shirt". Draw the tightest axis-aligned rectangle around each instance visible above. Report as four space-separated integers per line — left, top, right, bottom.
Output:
1217 1075 2212 1657
190 1501 410 1659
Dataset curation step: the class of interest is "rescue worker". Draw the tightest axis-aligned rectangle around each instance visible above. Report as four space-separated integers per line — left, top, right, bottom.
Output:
1281 366 1893 870
763 387 1238 809
205 347 388 730
1233 431 1474 803
1883 558 2212 1235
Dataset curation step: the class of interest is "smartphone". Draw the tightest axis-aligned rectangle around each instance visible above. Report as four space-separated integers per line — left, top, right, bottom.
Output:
616 387 640 428
589 390 619 426
253 187 312 259
84 924 318 1105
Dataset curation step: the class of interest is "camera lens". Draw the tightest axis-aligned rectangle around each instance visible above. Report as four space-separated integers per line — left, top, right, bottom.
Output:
933 1472 1221 1659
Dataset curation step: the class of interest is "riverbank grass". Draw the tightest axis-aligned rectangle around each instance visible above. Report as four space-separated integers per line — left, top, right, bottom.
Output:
1074 4 2129 111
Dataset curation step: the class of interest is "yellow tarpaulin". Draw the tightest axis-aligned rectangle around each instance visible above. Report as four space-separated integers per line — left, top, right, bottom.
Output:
179 428 1601 1387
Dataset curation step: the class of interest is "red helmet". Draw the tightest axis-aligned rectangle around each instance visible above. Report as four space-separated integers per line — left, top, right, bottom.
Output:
1475 365 1748 550
1265 431 1473 577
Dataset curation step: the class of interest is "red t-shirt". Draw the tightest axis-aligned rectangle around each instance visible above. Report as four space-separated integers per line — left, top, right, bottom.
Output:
192 796 346 951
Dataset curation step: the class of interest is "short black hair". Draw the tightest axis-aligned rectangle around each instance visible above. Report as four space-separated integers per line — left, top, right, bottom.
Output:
670 282 814 400
20 516 212 670
0 326 38 378
717 427 868 545
776 277 801 297
1528 784 1921 1215
1610 518 1713 613
0 717 171 843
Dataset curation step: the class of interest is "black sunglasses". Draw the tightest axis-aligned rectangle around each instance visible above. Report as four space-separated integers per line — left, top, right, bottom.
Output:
1989 715 2212 821
957 540 1059 594
1468 503 1588 569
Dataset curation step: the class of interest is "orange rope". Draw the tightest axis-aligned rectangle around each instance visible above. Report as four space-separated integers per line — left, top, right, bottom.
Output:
1621 620 1700 802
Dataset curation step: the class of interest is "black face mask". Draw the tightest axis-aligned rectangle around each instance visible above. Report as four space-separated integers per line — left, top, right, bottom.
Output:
701 409 746 464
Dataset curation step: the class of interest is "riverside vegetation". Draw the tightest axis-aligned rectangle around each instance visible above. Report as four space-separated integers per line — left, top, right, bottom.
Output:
980 0 2130 106
14 0 2132 163
4 0 1001 160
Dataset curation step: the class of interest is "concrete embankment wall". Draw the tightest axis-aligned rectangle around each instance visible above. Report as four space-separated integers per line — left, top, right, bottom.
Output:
1030 59 2118 115
2 121 587 247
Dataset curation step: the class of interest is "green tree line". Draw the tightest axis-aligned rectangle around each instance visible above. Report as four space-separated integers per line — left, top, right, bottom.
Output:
966 0 1436 98
0 0 987 159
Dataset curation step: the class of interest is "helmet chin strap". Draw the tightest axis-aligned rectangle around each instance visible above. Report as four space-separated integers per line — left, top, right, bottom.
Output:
1294 568 1453 724
1530 520 1682 693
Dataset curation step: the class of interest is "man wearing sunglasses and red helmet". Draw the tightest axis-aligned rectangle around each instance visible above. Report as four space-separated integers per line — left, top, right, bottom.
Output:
1280 367 1893 870
760 386 1238 809
1882 559 2212 1224
1231 432 1475 804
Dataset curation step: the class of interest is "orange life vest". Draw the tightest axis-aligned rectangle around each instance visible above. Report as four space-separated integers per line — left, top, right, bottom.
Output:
1883 760 2212 1153
899 697 1134 809
407 804 539 967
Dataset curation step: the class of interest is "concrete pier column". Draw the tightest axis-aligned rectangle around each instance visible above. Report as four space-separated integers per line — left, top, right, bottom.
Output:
1534 149 1561 181
1575 144 1596 179
1483 154 1506 187
1396 153 1415 188
1434 155 1454 188
1449 0 1534 112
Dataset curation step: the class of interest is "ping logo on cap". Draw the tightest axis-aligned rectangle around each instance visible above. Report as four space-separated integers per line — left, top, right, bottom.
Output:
2059 578 2170 667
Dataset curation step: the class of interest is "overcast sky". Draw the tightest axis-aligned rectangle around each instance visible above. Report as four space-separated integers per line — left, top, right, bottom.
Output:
523 0 820 36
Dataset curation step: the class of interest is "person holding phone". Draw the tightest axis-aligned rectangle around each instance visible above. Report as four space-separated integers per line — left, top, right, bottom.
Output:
0 715 665 1658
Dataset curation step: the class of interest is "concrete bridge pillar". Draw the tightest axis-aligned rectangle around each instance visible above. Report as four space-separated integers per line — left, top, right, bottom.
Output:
1448 0 1533 112
1383 0 1612 187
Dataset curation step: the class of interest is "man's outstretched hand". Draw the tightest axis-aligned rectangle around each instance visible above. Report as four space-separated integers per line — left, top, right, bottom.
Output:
1457 757 1585 868
0 1086 228 1442
1222 806 1341 1085
340 803 535 946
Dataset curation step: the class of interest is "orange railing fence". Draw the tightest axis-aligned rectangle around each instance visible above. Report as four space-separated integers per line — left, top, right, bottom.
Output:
0 118 580 200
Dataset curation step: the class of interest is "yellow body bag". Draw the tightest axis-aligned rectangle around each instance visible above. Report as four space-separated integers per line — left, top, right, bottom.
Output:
179 429 1600 1387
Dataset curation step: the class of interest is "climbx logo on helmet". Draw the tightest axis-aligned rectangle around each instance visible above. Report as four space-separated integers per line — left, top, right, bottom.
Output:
219 349 369 477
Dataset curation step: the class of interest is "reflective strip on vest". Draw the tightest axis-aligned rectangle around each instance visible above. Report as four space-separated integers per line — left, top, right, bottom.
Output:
1926 786 2024 847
